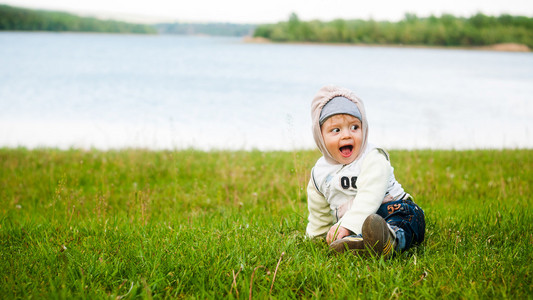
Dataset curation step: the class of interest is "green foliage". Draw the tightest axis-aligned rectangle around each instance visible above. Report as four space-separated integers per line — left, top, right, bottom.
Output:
254 12 533 48
0 4 156 34
0 148 531 298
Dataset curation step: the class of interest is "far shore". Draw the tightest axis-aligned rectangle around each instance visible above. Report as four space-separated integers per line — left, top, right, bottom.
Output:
243 36 531 52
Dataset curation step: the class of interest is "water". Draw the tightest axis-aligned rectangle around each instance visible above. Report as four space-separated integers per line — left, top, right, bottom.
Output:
1 32 532 150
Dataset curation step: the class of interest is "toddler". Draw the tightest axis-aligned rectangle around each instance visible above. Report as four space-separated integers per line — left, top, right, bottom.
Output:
306 85 425 257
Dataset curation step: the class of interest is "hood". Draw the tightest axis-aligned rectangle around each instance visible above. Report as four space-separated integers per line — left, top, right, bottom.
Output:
311 85 369 165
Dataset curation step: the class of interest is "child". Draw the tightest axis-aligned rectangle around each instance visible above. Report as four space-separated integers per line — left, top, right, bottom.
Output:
306 85 425 257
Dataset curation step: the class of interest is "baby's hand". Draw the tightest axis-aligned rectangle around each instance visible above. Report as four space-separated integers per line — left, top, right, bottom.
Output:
326 224 351 245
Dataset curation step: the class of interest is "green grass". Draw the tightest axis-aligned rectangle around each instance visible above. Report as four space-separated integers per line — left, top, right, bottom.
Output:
1 148 531 298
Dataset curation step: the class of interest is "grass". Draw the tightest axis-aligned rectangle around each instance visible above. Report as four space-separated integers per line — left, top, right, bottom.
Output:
0 148 531 298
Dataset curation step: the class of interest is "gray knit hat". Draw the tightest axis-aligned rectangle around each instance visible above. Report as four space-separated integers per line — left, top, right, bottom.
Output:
319 96 362 125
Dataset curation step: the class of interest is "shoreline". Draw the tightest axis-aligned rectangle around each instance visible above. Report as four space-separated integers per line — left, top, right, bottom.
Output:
1 147 531 153
243 36 531 53
3 31 530 52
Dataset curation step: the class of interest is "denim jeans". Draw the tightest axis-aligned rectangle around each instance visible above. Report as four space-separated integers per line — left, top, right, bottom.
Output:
375 198 425 251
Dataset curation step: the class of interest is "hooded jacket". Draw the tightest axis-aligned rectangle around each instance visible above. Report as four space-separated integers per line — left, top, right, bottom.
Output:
306 85 408 238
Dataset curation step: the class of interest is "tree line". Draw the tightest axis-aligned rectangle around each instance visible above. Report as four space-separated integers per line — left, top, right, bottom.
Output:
0 5 156 34
0 5 256 36
154 22 255 36
254 13 533 48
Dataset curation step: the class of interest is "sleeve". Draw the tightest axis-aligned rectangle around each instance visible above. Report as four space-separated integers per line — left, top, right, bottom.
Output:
305 178 334 238
339 149 391 235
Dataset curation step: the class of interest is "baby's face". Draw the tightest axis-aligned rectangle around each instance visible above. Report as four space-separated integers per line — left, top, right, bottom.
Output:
321 114 363 165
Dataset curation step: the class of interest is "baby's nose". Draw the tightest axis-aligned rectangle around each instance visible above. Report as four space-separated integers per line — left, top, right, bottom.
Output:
341 129 351 138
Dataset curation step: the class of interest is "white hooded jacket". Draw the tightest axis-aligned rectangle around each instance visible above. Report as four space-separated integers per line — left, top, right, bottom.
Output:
306 85 409 238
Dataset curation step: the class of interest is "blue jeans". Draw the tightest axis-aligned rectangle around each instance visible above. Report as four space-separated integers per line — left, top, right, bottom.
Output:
376 198 425 251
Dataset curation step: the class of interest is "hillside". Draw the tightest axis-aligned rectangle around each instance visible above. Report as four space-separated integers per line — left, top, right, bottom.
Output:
0 4 156 34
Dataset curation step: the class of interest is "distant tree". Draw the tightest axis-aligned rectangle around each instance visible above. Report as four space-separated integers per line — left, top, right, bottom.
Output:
252 12 533 48
0 4 156 34
154 22 255 36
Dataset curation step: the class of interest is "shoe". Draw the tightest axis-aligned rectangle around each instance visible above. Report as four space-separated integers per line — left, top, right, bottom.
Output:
329 235 366 256
362 214 396 257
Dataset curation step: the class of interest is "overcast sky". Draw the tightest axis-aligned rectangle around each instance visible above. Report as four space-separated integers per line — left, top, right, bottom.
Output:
2 0 533 23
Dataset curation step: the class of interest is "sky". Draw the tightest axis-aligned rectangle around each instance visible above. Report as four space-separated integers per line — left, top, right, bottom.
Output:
2 0 533 24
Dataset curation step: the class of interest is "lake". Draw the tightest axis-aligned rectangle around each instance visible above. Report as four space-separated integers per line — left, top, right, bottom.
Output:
1 32 532 151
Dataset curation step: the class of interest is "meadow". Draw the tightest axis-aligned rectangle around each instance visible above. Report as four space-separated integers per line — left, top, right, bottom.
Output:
0 148 531 298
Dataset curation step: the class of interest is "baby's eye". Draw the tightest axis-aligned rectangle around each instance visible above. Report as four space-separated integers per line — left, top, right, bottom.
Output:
351 125 359 130
332 128 340 133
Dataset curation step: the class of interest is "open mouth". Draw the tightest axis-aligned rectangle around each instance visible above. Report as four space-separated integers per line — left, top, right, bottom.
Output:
339 145 353 157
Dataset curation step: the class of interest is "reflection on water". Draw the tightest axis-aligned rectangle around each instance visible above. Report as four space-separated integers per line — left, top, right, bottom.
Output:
1 32 532 150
